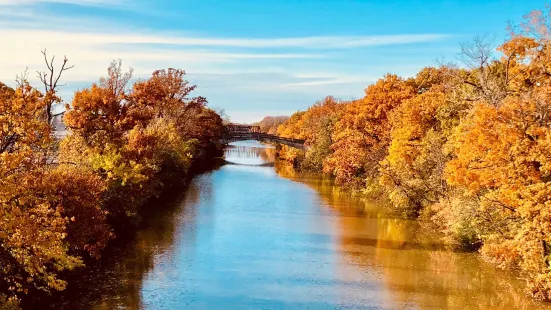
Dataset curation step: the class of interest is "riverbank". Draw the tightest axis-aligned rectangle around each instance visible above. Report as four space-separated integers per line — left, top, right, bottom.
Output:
270 10 551 298
23 158 225 309
0 65 226 308
30 141 551 309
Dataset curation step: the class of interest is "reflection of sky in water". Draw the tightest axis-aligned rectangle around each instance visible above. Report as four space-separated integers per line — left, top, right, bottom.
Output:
225 140 274 166
229 140 275 149
223 164 277 177
45 138 551 310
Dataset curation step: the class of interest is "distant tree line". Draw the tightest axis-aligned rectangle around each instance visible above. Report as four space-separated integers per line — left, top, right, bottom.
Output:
252 116 289 134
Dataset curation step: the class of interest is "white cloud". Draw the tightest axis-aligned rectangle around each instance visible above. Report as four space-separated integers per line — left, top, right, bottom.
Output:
229 110 298 124
0 29 323 84
0 27 442 86
0 0 121 6
0 4 451 123
0 28 449 49
0 6 35 17
280 78 367 87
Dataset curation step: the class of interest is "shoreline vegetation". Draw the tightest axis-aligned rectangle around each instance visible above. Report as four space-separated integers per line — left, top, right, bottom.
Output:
0 62 225 308
273 8 551 301
2 5 551 308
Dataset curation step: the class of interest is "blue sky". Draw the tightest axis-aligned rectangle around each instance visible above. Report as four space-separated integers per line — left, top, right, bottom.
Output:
0 0 545 122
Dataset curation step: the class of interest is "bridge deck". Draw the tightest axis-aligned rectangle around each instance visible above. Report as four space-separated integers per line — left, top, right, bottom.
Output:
223 124 305 149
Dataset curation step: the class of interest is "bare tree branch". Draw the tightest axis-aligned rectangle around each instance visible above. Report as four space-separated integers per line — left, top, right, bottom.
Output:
36 49 74 123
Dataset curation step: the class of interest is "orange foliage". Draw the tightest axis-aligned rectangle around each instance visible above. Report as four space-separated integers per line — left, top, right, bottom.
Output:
0 82 81 297
324 75 414 187
273 7 551 300
253 116 289 134
446 90 551 272
381 88 448 216
1 59 223 304
63 62 223 223
276 96 344 169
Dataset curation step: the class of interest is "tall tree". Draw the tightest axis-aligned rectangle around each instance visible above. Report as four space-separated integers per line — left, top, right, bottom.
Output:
37 49 74 124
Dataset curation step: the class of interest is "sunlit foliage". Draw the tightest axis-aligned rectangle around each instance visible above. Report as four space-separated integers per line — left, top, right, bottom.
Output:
0 81 82 297
274 7 551 300
253 116 290 134
63 63 222 224
324 75 414 188
0 59 223 305
276 96 344 170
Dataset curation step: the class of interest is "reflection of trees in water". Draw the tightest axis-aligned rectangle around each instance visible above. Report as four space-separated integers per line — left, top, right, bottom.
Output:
225 145 275 163
38 181 204 310
274 161 551 310
371 239 548 309
274 161 387 217
260 147 276 162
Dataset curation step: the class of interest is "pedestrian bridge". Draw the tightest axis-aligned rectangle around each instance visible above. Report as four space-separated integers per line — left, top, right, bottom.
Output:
224 124 306 149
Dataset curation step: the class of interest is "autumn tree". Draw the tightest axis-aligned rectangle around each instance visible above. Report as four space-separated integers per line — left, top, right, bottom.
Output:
0 81 81 299
250 7 551 302
129 68 223 159
64 60 134 147
62 62 158 222
1 52 224 305
63 62 222 226
276 111 306 166
129 68 207 128
254 116 290 134
377 66 475 221
38 166 111 258
324 74 415 188
275 96 344 170
444 8 551 299
380 90 448 216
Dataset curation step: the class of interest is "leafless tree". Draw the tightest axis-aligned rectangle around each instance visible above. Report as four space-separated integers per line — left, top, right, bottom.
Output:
37 49 74 123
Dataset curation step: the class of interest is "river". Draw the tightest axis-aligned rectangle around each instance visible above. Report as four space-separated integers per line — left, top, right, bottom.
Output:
43 141 551 309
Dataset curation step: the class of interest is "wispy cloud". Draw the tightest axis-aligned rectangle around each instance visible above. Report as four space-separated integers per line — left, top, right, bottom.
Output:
0 29 324 83
0 28 450 49
281 78 368 87
0 0 122 6
0 1 452 122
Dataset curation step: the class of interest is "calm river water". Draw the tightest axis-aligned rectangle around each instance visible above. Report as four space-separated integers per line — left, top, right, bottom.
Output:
44 141 551 309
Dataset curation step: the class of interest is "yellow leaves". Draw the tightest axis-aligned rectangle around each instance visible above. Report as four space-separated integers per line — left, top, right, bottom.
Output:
0 81 51 167
274 23 551 298
89 146 152 186
277 111 306 139
254 116 289 134
276 145 304 166
0 80 81 296
39 165 111 259
0 62 223 302
275 96 344 171
0 184 84 294
446 93 551 194
440 42 551 295
324 74 415 187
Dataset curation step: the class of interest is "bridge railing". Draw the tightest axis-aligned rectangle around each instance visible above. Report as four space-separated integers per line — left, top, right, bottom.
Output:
223 130 305 145
222 124 306 147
